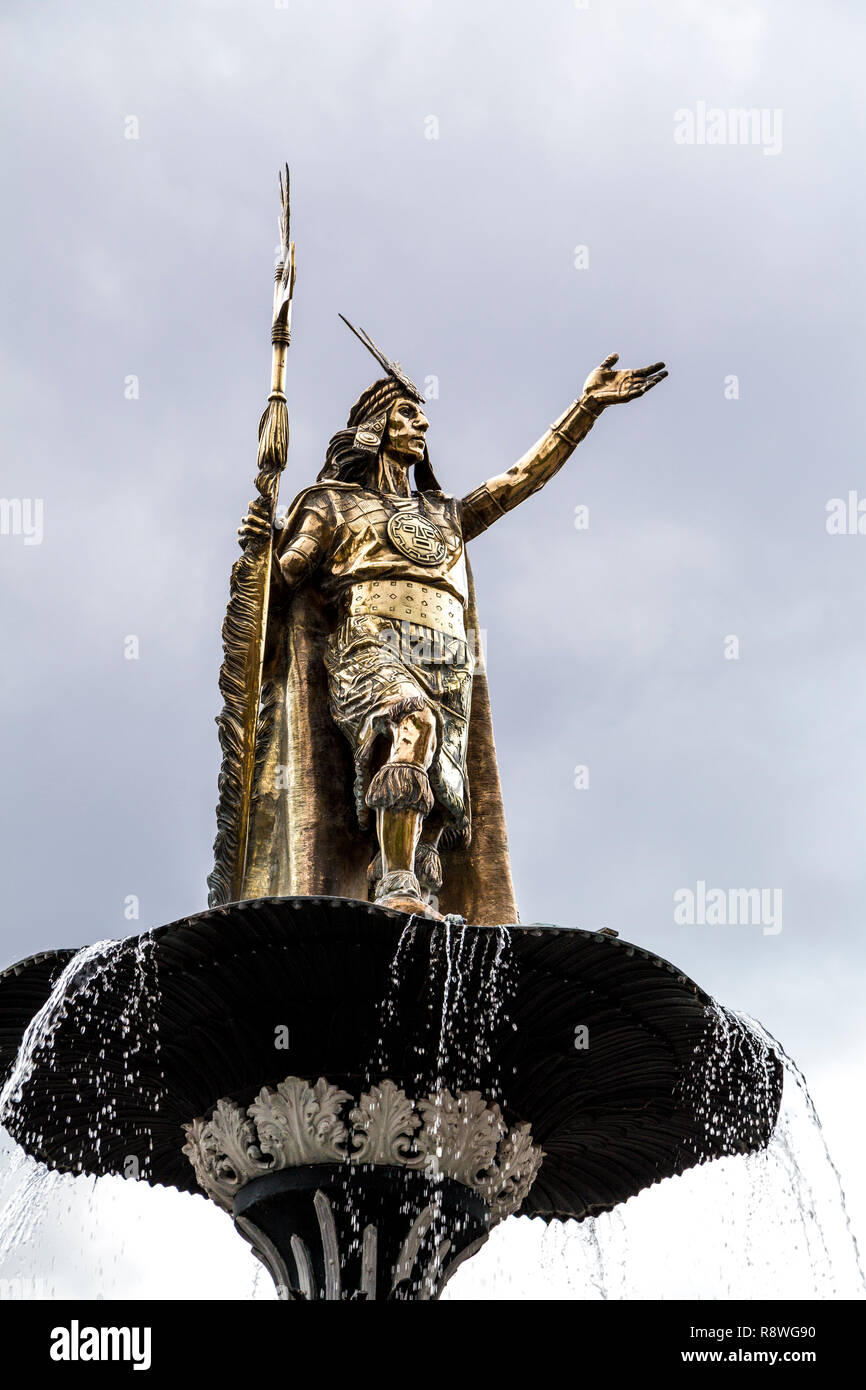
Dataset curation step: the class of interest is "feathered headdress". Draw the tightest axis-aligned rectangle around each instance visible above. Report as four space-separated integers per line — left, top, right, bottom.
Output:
338 316 425 408
319 317 440 490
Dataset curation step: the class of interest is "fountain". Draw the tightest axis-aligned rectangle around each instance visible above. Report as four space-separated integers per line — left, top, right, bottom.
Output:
0 906 782 1300
0 169 785 1301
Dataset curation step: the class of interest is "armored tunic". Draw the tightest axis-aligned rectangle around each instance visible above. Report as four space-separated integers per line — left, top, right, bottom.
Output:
275 485 478 839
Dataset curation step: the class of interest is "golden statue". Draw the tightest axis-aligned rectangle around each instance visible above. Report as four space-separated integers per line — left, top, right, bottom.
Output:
208 170 666 924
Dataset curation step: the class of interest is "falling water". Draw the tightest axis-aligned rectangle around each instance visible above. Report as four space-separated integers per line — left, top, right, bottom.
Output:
736 1011 863 1296
0 1142 63 1296
0 941 120 1123
0 933 164 1295
368 916 420 1079
424 920 513 1101
443 997 865 1301
367 917 514 1102
360 917 516 1296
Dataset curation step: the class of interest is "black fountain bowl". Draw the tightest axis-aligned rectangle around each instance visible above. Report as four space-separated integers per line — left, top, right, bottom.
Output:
0 896 783 1223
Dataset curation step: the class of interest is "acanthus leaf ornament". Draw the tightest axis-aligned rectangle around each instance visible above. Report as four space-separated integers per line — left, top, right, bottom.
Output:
183 1074 544 1223
349 1080 420 1165
414 1088 504 1180
248 1076 351 1168
181 1098 271 1212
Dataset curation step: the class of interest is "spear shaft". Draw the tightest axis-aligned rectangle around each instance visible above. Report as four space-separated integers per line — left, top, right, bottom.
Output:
208 166 295 907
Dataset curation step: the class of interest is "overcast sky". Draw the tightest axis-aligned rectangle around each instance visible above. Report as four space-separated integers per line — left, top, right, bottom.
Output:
1 0 864 1298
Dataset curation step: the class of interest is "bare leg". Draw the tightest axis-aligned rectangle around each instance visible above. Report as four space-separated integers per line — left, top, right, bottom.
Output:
365 702 442 918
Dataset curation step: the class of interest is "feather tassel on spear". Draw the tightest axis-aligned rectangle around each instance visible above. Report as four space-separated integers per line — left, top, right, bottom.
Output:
257 165 295 477
208 166 296 907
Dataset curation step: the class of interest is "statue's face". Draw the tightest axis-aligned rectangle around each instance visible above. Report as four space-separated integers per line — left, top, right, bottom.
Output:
384 396 428 464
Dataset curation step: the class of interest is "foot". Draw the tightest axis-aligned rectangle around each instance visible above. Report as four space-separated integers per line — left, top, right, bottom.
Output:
376 892 444 921
374 869 444 921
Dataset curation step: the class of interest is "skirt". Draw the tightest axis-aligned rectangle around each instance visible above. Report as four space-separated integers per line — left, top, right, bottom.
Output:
324 614 475 839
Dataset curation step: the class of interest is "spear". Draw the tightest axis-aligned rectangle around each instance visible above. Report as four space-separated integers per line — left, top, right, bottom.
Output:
208 165 296 907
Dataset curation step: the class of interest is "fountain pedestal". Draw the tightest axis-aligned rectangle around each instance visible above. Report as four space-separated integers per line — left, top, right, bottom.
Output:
182 1071 542 1300
0 896 783 1301
234 1167 487 1301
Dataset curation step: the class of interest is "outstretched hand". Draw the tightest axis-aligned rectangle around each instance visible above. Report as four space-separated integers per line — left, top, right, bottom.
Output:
582 353 667 408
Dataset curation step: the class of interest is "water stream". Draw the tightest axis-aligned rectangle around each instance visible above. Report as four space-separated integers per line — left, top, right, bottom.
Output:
0 941 120 1123
444 1002 865 1301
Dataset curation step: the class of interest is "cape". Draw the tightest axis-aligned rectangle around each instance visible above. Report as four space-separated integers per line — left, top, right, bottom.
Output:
240 481 519 925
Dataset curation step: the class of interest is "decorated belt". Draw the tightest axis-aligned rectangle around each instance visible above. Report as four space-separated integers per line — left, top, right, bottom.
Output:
342 579 466 639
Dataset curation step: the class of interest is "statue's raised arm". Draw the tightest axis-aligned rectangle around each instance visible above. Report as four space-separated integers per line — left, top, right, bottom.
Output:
461 353 667 540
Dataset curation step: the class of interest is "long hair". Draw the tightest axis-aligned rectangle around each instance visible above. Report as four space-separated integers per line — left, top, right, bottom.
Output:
318 377 441 491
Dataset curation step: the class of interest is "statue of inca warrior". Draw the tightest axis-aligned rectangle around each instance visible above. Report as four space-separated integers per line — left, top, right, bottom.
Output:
236 321 666 923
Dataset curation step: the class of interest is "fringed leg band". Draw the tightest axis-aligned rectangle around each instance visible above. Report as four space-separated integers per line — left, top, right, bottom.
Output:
365 761 434 815
414 842 443 893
